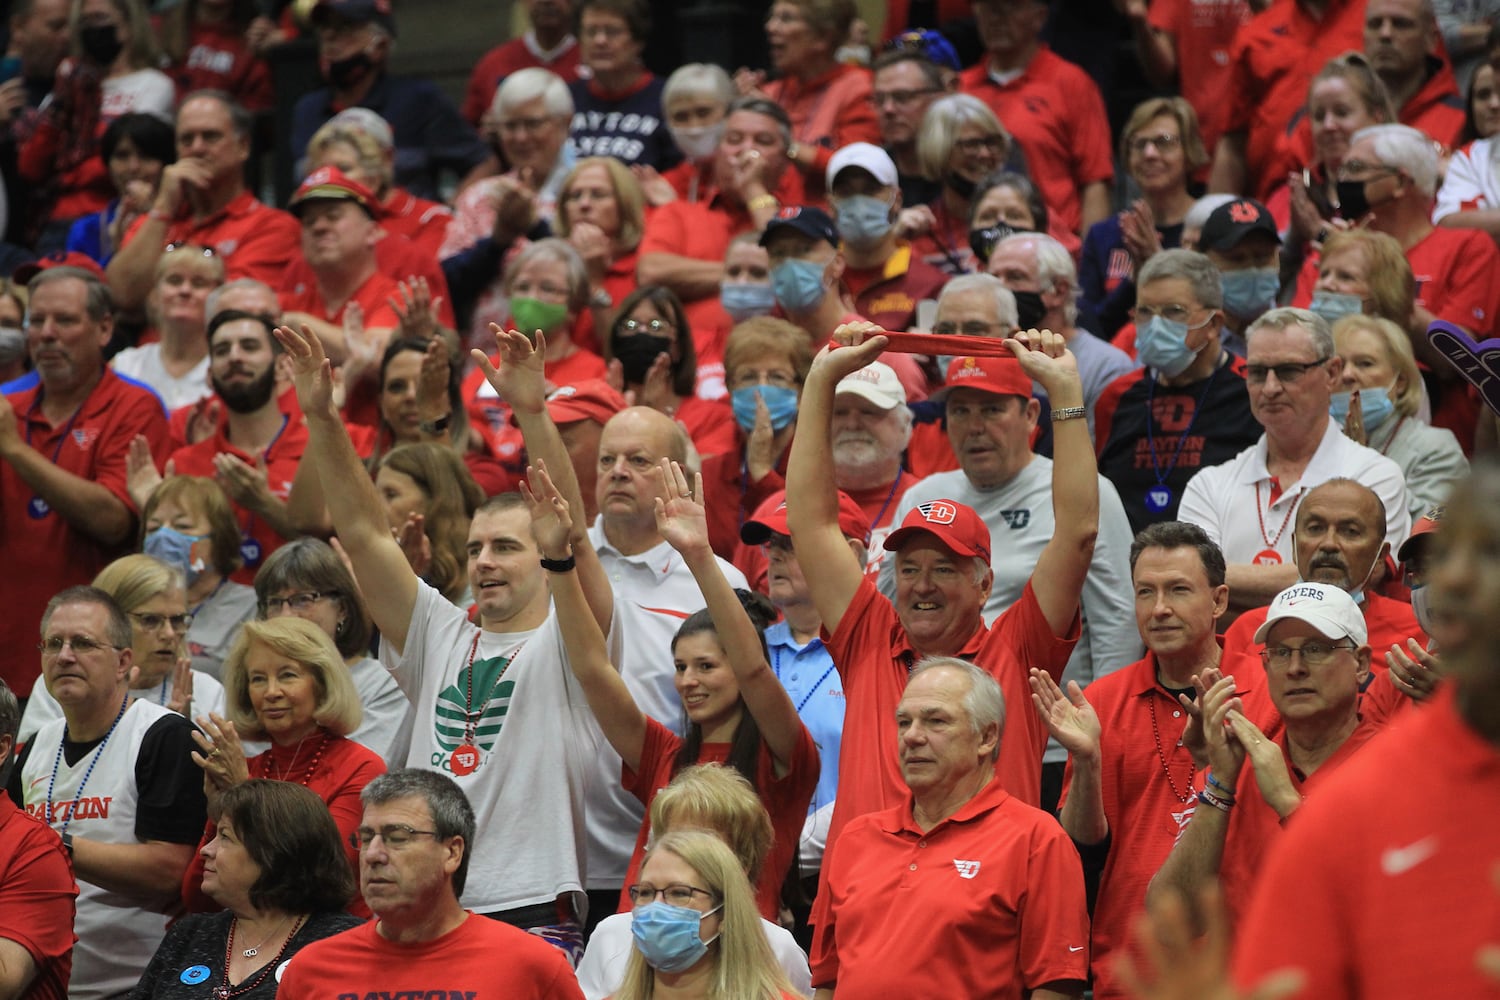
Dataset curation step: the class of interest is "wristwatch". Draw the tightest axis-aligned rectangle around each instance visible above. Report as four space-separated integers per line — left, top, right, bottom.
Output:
591 287 613 309
419 413 452 435
61 832 74 857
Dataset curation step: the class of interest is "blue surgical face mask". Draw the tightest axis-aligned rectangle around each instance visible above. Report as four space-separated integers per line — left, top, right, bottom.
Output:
144 526 211 588
1330 384 1396 429
770 258 829 313
1135 315 1200 378
833 194 894 248
720 282 776 323
731 384 799 433
1308 290 1364 325
630 901 722 973
1220 267 1280 323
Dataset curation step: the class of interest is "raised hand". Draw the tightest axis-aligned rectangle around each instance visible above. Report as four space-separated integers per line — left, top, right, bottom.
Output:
396 512 432 578
126 434 164 512
166 657 194 718
745 390 777 482
811 322 889 384
631 163 678 206
471 324 548 416
391 276 443 341
653 459 710 558
1200 674 1247 785
1005 328 1081 399
1342 388 1367 446
190 713 249 809
1386 638 1441 701
212 451 273 510
273 324 337 418
1028 669 1102 760
1179 666 1224 769
519 460 573 558
417 336 452 429
1225 709 1298 817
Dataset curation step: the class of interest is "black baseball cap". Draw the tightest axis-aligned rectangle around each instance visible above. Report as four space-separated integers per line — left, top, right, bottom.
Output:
1199 198 1280 251
759 206 838 249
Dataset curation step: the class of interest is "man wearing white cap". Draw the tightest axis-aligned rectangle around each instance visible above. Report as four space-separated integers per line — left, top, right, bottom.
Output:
1149 580 1381 929
831 360 916 577
827 142 948 333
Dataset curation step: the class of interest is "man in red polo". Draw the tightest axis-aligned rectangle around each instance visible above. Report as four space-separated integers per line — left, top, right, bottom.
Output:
1030 520 1270 1000
106 91 301 311
167 309 305 584
279 166 401 365
0 268 170 696
1149 581 1381 930
812 659 1088 999
959 0 1114 236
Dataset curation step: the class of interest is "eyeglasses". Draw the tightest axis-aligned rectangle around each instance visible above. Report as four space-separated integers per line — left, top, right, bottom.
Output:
1260 640 1356 667
498 116 556 136
954 135 1007 155
933 320 1013 337
1334 161 1398 182
39 635 123 657
619 318 673 337
626 883 718 907
349 824 444 850
581 23 628 39
1128 133 1183 155
260 591 338 615
729 368 799 390
1245 358 1330 385
164 243 216 256
1132 304 1202 325
130 612 193 632
868 88 940 108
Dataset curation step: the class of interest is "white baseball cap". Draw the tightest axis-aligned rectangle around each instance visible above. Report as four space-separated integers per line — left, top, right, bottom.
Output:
827 142 898 191
835 361 905 410
1253 582 1368 646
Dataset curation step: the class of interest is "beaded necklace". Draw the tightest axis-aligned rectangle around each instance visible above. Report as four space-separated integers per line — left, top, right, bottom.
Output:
214 913 306 999
1147 695 1196 804
253 730 330 787
46 695 130 836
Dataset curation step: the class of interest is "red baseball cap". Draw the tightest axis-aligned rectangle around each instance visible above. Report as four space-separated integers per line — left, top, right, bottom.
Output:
14 251 107 285
289 165 381 218
542 379 626 426
1397 504 1445 563
882 499 991 563
741 488 871 546
933 355 1032 402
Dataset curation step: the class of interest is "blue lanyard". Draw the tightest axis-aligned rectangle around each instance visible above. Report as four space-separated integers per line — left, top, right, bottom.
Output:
45 695 129 837
1145 354 1224 488
24 390 83 465
773 643 837 715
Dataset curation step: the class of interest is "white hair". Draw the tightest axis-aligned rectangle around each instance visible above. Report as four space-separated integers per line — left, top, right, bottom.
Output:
1351 123 1438 197
996 232 1079 325
663 63 735 111
936 273 1018 328
491 67 574 121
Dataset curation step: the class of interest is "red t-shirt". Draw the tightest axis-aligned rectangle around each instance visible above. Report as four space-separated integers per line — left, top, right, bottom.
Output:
0 371 170 695
811 775 1089 996
0 794 75 1000
959 49 1115 236
164 20 273 111
675 395 735 461
763 65 880 191
379 187 454 261
1147 0 1251 154
168 414 308 585
461 37 582 126
122 191 301 289
279 267 403 332
1232 687 1500 999
618 717 819 921
279 230 457 331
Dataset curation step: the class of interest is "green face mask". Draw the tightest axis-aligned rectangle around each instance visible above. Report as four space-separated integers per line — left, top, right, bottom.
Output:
509 296 569 338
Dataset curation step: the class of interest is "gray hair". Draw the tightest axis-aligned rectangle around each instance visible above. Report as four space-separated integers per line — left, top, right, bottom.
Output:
491 67 574 120
997 232 1078 325
663 63 734 111
726 96 793 148
1351 123 1439 198
504 237 590 315
936 272 1018 328
28 267 112 321
179 89 253 141
907 657 1006 760
206 278 279 322
361 769 477 897
41 586 132 649
0 678 17 787
917 93 1007 181
1137 248 1225 310
1183 194 1239 238
1246 306 1335 358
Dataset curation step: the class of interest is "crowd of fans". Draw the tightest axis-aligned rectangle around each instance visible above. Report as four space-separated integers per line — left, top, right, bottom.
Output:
0 0 1498 996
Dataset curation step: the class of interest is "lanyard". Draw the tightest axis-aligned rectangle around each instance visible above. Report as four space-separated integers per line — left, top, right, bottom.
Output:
1144 357 1223 489
24 390 83 465
772 643 836 715
46 695 129 837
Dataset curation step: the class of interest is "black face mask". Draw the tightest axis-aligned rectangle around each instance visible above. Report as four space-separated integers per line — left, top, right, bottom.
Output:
322 49 374 89
79 24 124 67
612 332 674 385
945 171 977 200
1334 179 1370 221
1012 289 1046 330
968 223 1024 265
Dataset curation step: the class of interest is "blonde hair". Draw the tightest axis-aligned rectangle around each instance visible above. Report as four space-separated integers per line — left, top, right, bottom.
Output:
648 764 773 884
221 618 363 740
1332 313 1423 417
916 94 1008 182
1121 96 1208 170
306 120 390 192
722 317 814 387
1318 229 1414 328
614 831 792 1000
92 554 183 613
556 156 647 252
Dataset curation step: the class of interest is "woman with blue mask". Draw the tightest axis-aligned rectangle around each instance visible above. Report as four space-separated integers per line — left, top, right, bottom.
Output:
1332 314 1468 519
615 831 797 1000
138 476 258 679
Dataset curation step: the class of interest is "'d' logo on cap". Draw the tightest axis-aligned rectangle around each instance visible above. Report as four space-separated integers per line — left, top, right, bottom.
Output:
304 166 334 187
918 501 957 524
1229 201 1259 223
776 207 802 220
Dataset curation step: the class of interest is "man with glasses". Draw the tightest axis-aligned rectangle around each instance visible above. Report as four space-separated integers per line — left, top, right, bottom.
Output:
811 659 1089 999
1095 249 1260 532
1179 307 1410 615
869 48 952 206
279 769 583 999
8 587 204 1000
960 0 1114 237
1148 581 1381 929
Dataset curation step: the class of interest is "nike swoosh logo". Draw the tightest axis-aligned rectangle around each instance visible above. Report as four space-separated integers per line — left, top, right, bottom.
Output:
1068 946 1085 953
1381 836 1438 875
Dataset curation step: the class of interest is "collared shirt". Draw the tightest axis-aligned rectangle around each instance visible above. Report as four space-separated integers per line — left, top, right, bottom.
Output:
121 189 300 289
766 620 844 820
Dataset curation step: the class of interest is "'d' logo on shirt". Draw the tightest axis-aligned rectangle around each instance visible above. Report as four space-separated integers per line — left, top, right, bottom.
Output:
918 501 957 525
433 654 517 768
953 859 981 879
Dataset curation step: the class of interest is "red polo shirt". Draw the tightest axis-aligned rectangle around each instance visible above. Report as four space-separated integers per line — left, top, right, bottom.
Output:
844 244 949 334
168 415 308 585
1148 0 1251 154
279 268 402 332
959 49 1115 236
0 794 75 1000
0 370 169 695
379 187 454 260
123 191 301 289
1232 687 1500 999
812 774 1089 996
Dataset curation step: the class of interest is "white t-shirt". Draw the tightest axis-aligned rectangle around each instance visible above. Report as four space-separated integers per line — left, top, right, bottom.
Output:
100 68 176 122
346 655 412 765
575 911 813 999
187 582 259 680
109 343 213 412
584 520 749 888
380 579 603 915
17 669 225 745
1177 418 1412 566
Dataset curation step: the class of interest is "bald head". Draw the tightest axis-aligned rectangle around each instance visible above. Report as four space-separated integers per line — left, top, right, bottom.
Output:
596 406 690 539
1295 479 1389 592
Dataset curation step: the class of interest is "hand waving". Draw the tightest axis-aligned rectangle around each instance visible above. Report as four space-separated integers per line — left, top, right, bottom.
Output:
654 459 710 558
273 324 337 418
1028 669 1102 760
519 460 574 558
472 325 549 416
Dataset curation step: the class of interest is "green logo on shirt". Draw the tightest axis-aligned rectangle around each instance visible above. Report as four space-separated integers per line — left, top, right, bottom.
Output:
434 654 516 753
